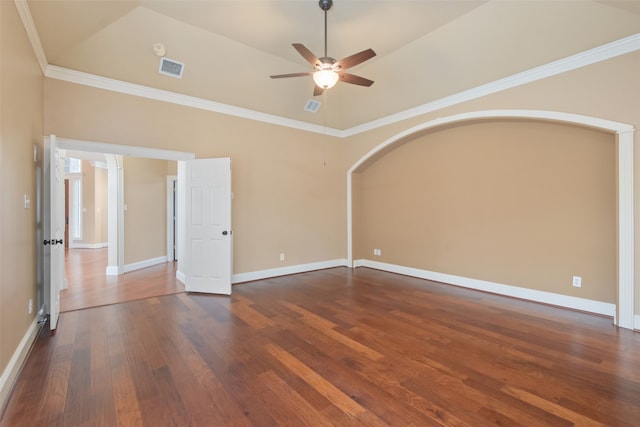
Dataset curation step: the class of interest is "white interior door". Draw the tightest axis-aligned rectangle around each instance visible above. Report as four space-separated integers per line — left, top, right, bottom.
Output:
43 135 65 330
183 158 232 294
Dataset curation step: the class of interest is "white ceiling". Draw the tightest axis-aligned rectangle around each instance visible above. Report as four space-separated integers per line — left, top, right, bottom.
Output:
26 0 640 130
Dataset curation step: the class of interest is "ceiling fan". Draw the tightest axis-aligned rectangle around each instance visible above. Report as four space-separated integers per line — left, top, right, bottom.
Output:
270 0 376 96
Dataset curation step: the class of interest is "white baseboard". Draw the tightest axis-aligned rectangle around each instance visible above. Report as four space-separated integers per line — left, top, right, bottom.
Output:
107 256 169 276
0 318 41 412
105 265 119 276
70 242 108 249
176 270 186 285
232 259 349 284
356 259 616 318
123 256 167 274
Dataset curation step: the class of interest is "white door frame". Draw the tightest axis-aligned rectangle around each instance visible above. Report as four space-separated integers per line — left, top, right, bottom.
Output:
347 110 635 330
167 175 178 262
53 138 195 276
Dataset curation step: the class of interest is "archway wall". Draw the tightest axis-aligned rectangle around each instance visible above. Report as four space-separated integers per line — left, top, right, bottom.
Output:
344 50 639 328
351 117 617 305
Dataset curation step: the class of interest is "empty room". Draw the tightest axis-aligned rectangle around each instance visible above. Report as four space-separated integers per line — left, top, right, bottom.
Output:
1 1 640 425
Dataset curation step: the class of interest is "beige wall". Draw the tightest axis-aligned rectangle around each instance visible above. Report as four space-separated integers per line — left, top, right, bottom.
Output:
0 0 43 388
80 160 96 243
74 160 108 245
1 0 638 410
343 49 640 316
1 0 639 401
44 80 346 273
123 157 168 264
355 120 615 302
43 49 640 311
96 166 108 242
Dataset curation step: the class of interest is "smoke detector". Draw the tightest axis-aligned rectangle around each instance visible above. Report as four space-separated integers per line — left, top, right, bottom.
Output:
152 43 166 57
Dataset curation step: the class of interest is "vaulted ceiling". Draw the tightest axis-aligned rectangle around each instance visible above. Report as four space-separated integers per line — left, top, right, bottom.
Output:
25 0 640 130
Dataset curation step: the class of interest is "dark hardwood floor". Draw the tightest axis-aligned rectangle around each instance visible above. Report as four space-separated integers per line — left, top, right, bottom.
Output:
62 248 184 312
2 267 639 426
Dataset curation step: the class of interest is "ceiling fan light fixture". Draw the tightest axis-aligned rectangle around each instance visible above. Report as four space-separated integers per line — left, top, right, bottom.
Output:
313 69 339 89
269 0 375 94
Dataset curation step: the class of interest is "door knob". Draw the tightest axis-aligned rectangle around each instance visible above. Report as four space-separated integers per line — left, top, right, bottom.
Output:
43 240 51 245
222 231 228 236
55 239 63 245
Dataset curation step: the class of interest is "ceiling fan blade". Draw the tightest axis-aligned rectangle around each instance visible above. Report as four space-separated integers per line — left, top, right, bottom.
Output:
292 43 321 67
339 72 374 87
313 85 325 97
335 48 376 70
270 72 313 79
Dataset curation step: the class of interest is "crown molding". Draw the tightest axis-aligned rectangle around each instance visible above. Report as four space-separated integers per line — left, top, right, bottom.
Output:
15 0 639 138
13 0 47 74
342 32 640 137
44 65 343 137
44 32 640 139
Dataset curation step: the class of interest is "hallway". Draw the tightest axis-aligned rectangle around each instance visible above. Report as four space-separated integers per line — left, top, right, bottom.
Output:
62 248 184 312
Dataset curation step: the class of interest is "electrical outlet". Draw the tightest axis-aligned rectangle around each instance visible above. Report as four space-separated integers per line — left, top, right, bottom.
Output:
280 253 285 261
373 249 381 256
28 299 33 314
572 276 582 288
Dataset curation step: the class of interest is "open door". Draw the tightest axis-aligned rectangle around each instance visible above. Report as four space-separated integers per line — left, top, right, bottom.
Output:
183 158 232 295
43 135 66 330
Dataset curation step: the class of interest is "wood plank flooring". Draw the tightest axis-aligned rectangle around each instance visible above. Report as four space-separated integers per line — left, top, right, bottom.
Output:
2 267 640 426
62 249 184 312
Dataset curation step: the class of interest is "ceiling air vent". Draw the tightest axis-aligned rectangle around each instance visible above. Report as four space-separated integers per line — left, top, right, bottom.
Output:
304 99 321 113
158 57 184 79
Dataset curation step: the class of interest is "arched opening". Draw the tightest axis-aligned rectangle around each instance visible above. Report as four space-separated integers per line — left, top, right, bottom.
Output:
347 110 634 329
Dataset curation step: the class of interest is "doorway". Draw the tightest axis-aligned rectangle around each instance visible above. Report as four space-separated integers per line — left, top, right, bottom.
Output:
54 141 194 311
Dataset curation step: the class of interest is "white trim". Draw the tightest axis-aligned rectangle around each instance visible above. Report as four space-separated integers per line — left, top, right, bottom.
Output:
616 130 635 329
348 110 634 175
69 242 108 249
343 33 640 137
106 265 119 276
105 154 122 276
13 0 47 74
0 318 41 411
346 174 353 265
37 32 638 137
232 259 349 284
55 137 195 162
346 109 634 329
166 176 177 262
176 270 186 285
44 66 343 138
14 0 640 136
122 256 168 274
357 259 616 319
353 259 367 268
635 315 640 331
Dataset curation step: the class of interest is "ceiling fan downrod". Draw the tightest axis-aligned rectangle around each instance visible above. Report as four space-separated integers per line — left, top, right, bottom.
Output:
319 0 333 58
